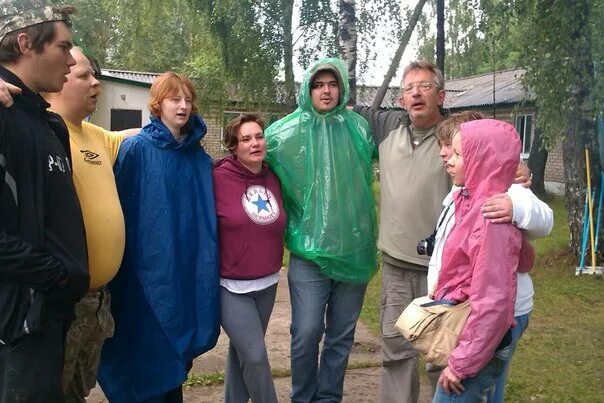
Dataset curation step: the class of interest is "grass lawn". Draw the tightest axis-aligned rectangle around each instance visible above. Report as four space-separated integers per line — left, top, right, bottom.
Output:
359 194 604 402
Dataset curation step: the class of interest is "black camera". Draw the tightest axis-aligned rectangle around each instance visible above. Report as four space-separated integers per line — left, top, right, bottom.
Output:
416 232 436 256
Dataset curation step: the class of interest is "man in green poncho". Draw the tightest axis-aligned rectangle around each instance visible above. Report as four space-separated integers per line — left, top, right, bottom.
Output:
265 58 378 402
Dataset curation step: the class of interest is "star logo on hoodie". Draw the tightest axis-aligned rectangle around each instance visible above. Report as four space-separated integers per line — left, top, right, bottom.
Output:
252 195 270 213
242 185 279 225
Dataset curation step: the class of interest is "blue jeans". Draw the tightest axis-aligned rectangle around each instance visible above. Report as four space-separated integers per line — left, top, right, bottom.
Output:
288 254 367 403
487 313 530 403
433 344 513 403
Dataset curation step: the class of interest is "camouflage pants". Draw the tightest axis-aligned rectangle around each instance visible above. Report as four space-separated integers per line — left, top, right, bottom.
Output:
62 288 114 403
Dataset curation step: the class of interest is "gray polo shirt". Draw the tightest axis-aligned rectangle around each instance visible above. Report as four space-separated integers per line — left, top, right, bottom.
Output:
354 106 451 269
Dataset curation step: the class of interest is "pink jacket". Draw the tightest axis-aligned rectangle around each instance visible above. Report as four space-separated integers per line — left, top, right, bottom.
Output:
434 119 523 380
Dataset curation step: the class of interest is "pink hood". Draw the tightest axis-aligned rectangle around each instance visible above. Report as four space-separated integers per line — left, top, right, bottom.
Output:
434 119 523 379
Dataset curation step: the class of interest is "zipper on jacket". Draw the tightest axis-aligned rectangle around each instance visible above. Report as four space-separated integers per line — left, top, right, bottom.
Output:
22 288 35 335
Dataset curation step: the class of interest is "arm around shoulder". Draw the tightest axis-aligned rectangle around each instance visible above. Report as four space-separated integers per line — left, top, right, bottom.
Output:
352 105 406 147
507 184 554 239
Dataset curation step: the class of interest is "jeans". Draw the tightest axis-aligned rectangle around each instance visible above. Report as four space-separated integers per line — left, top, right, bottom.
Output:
433 345 512 403
288 254 367 403
221 284 278 403
487 313 530 403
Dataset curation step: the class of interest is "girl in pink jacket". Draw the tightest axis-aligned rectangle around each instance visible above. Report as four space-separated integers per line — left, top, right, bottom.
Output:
433 119 523 402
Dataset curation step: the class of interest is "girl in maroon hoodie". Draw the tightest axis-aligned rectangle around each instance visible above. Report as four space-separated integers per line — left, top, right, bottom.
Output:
433 119 523 402
213 113 286 403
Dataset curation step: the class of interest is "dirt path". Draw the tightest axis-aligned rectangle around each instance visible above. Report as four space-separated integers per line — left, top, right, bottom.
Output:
88 269 433 402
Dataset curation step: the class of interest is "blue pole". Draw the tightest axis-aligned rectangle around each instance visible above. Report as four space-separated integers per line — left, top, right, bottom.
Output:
594 171 603 253
579 190 590 271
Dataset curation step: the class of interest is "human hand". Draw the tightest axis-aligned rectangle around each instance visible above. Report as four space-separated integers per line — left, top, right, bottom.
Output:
482 193 513 223
0 78 21 107
439 366 465 395
515 162 532 188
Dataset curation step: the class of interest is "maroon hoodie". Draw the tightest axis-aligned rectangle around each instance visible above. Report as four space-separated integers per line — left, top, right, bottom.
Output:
213 155 286 280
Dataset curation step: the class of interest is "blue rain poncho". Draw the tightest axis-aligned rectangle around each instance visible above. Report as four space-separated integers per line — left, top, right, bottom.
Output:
98 115 219 402
265 58 378 283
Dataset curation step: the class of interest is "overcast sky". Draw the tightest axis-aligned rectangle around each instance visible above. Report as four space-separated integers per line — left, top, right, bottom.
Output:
291 0 425 87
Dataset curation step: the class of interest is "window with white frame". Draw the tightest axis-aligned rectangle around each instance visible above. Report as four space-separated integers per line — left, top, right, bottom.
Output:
515 114 533 157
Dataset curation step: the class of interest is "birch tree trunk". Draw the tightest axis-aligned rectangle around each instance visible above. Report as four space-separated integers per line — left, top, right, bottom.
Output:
339 0 357 104
281 0 296 111
436 0 445 76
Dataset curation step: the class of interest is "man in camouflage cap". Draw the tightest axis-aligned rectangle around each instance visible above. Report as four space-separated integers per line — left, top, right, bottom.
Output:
0 0 72 41
0 1 89 401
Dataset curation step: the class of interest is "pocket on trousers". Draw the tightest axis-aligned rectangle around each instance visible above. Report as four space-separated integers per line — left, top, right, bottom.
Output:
477 347 511 393
381 293 409 339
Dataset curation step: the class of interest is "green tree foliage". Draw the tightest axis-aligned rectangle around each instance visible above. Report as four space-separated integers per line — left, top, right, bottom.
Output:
61 0 283 109
56 0 113 65
517 0 602 255
186 0 281 107
416 0 602 255
415 0 522 79
107 0 194 72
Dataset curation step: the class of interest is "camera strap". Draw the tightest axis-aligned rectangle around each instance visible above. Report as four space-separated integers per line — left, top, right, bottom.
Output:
433 199 454 235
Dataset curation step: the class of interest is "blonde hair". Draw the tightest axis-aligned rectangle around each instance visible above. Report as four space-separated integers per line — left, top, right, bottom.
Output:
436 110 486 145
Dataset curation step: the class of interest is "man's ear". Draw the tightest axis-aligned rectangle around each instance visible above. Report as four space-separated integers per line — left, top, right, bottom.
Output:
437 89 446 106
397 95 405 109
16 33 33 55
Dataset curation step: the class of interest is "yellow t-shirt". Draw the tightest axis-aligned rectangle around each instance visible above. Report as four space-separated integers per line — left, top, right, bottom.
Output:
67 120 126 289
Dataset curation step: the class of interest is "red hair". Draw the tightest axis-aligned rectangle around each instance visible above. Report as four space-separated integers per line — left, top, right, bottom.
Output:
148 71 198 117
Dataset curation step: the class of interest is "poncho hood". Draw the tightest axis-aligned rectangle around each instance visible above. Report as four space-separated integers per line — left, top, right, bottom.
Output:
140 114 207 149
298 58 349 116
457 119 521 206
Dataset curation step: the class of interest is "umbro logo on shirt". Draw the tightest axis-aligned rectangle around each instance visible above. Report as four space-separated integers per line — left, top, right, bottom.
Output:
80 150 101 165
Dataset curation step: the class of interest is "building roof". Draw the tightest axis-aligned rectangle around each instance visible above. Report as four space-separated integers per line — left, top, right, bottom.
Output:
101 69 159 87
100 67 534 110
443 68 534 110
356 85 401 109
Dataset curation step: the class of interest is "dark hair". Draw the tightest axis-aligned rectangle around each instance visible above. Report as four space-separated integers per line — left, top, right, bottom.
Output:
223 112 266 153
0 6 75 63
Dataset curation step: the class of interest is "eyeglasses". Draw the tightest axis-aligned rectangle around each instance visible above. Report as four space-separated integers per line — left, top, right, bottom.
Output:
402 81 439 94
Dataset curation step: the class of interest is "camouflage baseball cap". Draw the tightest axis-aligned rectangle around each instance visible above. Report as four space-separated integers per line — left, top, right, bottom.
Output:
0 0 72 43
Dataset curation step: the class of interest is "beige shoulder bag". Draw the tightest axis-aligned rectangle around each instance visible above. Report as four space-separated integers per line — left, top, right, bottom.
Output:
394 296 471 367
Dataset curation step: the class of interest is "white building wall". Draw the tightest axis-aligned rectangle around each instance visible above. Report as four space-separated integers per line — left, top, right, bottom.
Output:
90 80 151 129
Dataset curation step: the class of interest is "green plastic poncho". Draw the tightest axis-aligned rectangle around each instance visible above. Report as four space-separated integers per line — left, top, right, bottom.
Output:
265 58 378 283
